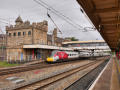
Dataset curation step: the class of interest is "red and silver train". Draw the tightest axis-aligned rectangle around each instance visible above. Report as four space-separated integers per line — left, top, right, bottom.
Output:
47 50 79 62
46 50 110 62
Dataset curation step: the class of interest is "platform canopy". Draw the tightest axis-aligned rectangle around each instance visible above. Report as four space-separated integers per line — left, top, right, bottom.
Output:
23 45 73 51
77 0 120 51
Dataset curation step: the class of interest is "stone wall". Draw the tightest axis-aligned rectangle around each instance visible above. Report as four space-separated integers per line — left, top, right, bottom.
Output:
6 20 48 48
5 16 63 62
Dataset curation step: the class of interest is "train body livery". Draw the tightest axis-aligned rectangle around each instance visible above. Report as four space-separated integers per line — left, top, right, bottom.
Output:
46 50 110 62
47 50 79 62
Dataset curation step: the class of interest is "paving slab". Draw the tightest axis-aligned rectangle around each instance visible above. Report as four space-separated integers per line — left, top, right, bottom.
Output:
6 77 19 81
89 57 112 90
11 79 25 84
89 56 120 90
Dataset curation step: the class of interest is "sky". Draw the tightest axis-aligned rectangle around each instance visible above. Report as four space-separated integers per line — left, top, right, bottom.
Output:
0 0 103 40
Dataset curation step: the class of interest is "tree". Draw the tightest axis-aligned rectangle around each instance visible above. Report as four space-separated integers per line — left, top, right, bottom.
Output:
71 37 78 41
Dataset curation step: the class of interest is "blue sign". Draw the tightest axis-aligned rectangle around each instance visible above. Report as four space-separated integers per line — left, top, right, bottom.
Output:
21 53 23 60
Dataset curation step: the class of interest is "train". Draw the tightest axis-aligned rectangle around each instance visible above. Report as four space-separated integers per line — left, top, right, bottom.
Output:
46 50 110 63
47 50 79 62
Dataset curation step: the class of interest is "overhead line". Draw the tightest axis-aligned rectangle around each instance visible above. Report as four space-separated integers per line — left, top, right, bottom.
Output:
0 21 9 24
34 0 84 31
0 18 9 22
38 0 83 29
47 12 62 34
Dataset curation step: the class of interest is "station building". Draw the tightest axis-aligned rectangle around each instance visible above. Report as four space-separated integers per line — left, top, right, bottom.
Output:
0 34 6 60
6 16 67 61
62 40 111 56
62 40 108 48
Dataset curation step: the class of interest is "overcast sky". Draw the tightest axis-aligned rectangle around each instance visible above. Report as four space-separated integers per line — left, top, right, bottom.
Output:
0 0 103 40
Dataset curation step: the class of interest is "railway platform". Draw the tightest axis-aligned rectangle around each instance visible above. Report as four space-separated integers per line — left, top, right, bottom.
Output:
89 56 120 90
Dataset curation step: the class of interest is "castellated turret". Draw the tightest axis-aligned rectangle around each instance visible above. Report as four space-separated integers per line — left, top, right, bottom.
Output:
6 16 63 62
53 28 57 38
6 16 48 32
6 16 48 48
15 16 23 26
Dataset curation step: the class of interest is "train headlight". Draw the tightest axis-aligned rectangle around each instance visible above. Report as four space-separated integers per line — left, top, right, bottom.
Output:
47 57 54 62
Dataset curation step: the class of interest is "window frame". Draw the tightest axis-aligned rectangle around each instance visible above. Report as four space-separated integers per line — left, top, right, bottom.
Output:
23 32 26 36
9 33 11 37
28 31 31 36
13 32 16 36
18 32 21 36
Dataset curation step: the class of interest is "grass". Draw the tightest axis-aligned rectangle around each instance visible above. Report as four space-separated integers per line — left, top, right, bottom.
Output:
0 61 19 67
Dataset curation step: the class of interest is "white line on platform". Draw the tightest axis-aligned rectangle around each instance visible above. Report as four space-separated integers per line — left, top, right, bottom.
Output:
89 57 112 90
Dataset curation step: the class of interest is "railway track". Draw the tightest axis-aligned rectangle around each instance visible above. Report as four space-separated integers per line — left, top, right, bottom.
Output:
16 59 106 90
0 59 93 76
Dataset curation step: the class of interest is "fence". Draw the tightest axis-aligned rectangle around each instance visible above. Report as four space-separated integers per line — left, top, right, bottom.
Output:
6 54 43 64
0 47 6 61
0 34 6 61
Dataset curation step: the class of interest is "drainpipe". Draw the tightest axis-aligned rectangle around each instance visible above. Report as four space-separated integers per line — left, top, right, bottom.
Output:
32 27 34 44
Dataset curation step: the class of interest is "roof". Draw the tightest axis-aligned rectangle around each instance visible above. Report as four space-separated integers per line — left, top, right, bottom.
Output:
47 34 63 43
15 16 23 23
73 46 110 50
23 44 73 51
77 0 120 51
62 40 105 44
56 37 63 43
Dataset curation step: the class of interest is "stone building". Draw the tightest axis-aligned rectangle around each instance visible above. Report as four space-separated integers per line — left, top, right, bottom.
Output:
64 37 72 42
0 34 6 47
47 28 63 46
0 34 6 60
6 16 63 61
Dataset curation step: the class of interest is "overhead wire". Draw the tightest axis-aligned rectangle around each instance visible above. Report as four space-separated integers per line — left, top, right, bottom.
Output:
79 8 97 31
0 18 11 34
0 18 10 26
37 0 83 29
34 0 84 31
0 21 9 25
47 10 62 34
0 26 5 34
0 18 9 22
34 0 97 33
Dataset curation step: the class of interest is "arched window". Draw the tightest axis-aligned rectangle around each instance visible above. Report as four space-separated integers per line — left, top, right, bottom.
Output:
9 33 11 36
23 32 26 36
18 32 21 36
13 32 16 36
28 31 31 35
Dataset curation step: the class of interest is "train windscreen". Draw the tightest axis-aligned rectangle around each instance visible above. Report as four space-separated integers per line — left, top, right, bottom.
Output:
50 50 58 57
